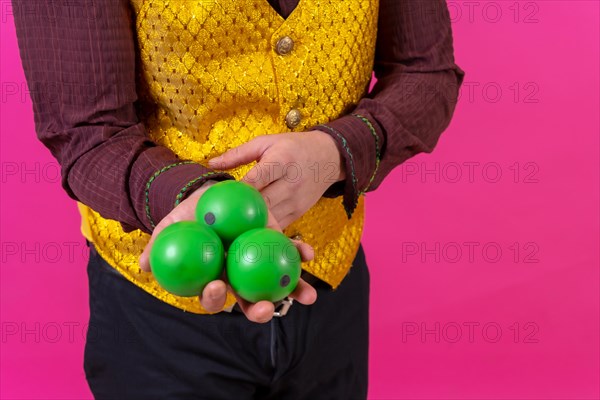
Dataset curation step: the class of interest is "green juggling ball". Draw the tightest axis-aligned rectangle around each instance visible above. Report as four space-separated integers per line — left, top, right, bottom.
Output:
226 228 301 303
149 221 225 297
195 180 268 247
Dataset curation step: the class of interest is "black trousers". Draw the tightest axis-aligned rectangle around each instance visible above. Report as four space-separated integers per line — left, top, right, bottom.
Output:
83 241 370 400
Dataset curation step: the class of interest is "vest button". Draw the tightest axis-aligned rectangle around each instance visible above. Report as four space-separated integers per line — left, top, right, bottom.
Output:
285 109 302 129
275 36 294 55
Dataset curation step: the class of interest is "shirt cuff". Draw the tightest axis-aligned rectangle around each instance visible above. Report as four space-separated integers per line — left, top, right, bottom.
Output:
123 150 236 233
312 113 383 219
147 163 235 229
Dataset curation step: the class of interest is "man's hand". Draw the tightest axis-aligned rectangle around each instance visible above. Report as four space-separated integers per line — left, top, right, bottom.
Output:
139 179 317 323
208 130 345 230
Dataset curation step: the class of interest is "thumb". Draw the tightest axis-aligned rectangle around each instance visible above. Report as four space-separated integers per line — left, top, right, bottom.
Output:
139 214 176 272
208 136 269 169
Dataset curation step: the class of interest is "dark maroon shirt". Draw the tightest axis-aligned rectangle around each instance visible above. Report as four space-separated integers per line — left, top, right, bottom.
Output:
12 0 465 234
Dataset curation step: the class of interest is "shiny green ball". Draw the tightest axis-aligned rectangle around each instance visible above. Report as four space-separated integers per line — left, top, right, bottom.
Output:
195 180 268 247
149 221 225 297
226 228 301 303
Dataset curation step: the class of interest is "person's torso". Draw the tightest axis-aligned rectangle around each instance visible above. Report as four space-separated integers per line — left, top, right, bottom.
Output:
79 0 379 313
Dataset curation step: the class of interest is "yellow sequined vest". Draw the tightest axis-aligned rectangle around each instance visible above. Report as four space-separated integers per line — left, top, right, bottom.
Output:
77 0 379 313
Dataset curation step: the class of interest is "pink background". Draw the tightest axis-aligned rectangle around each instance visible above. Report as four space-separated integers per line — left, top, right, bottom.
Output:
1 1 599 399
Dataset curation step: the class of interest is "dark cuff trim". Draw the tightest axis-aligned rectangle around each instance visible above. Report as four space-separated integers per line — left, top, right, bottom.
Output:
174 171 225 207
351 113 381 194
144 161 197 229
313 124 359 219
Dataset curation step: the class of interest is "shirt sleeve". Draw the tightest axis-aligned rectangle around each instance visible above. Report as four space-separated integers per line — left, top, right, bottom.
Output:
11 0 235 235
312 0 466 219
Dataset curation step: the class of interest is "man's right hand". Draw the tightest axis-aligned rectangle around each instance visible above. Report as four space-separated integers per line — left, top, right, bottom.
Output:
138 179 317 323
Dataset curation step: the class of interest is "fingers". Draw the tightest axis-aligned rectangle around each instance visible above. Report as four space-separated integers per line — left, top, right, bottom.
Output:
235 277 317 322
289 278 317 305
207 136 268 170
231 289 276 324
240 157 284 192
199 280 228 313
139 248 151 272
209 137 280 192
288 240 318 305
277 210 297 232
230 275 317 322
259 178 289 219
265 209 283 232
291 238 314 262
139 236 155 272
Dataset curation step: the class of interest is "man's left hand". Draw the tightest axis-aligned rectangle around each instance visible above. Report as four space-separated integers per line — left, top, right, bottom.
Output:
208 130 345 230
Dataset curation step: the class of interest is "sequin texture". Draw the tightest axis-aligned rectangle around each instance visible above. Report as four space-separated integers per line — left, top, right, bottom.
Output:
79 0 379 313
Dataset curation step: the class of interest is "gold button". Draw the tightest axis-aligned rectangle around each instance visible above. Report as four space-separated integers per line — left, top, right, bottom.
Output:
285 109 302 129
276 36 294 55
